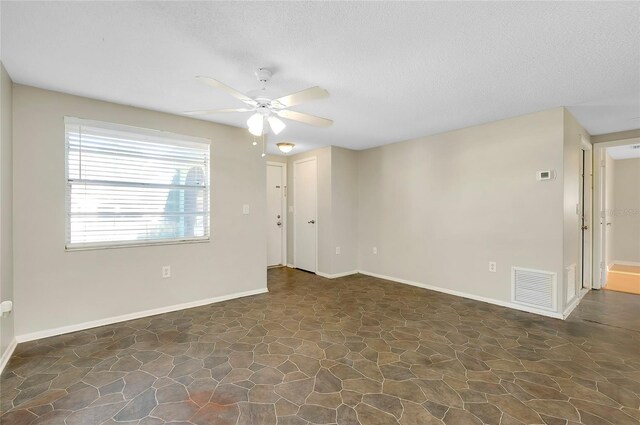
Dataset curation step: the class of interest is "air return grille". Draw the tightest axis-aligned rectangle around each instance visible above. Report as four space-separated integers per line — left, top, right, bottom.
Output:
511 267 557 311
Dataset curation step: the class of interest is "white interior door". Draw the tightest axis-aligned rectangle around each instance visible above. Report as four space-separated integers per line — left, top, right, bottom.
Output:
294 158 317 272
267 163 285 267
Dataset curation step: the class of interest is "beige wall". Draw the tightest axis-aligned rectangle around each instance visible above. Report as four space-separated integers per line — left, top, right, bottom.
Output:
274 110 588 309
357 108 567 312
330 147 358 275
12 85 267 337
266 154 287 164
562 109 591 307
611 158 640 263
0 63 15 358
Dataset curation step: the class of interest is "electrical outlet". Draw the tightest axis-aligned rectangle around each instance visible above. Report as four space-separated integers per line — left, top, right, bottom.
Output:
488 262 497 273
242 204 250 215
336 247 341 255
372 247 377 255
162 266 171 278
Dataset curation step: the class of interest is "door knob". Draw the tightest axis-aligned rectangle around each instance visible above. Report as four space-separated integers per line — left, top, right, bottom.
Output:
308 220 316 224
277 222 282 226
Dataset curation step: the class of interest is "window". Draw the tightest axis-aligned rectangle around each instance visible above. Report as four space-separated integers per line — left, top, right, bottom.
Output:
65 118 210 250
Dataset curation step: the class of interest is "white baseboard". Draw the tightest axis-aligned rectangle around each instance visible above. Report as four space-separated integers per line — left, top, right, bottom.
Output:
286 265 357 279
316 270 358 279
358 270 564 319
16 287 269 343
0 337 17 374
612 260 640 267
562 288 589 319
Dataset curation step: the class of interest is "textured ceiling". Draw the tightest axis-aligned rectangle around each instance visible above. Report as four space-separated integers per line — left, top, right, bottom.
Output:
608 140 640 160
1 1 639 154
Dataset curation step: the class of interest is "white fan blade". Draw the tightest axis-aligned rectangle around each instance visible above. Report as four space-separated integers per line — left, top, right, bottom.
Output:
196 76 256 105
276 110 333 127
272 86 329 108
184 108 253 115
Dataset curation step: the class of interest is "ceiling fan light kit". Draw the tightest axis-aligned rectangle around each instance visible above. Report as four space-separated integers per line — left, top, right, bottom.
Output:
267 116 286 135
247 113 264 136
187 67 332 154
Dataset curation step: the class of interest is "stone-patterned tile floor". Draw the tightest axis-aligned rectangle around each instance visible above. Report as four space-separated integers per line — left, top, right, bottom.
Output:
1 268 640 424
567 288 640 333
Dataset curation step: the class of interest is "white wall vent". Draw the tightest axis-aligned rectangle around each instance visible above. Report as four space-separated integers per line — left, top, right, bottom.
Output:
566 264 576 302
511 267 557 312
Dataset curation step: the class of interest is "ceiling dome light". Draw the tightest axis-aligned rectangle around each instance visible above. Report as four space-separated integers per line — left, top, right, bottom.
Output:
247 113 264 136
267 116 286 135
277 142 295 154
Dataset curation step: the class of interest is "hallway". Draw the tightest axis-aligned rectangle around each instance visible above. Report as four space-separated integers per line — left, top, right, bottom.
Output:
605 264 640 295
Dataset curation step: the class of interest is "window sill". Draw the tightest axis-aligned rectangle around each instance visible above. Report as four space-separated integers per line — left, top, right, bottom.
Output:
65 238 210 252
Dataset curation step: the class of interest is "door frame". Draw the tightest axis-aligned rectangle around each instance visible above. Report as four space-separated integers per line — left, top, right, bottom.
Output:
293 156 318 272
592 136 640 289
267 161 287 266
579 136 593 290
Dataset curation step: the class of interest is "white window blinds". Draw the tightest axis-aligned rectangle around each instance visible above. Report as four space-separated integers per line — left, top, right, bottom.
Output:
65 118 210 250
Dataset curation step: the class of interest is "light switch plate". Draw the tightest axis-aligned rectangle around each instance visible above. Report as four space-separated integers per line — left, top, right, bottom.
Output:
243 204 250 215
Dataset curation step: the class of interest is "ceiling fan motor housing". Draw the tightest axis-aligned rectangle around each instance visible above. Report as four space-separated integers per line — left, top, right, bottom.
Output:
255 68 272 84
256 104 272 116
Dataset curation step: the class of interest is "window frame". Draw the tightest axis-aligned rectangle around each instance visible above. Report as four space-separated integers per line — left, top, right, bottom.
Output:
64 117 211 251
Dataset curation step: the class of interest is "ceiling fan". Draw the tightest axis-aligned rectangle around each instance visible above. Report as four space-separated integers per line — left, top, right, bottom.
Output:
185 68 333 136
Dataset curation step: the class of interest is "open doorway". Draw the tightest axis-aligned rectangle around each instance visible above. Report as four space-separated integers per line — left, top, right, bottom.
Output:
593 139 640 294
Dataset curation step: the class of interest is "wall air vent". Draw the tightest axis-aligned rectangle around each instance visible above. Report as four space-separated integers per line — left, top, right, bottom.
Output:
511 267 557 311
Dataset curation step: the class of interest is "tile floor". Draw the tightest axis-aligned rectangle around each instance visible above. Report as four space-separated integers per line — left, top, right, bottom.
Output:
1 268 639 424
567 287 640 333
